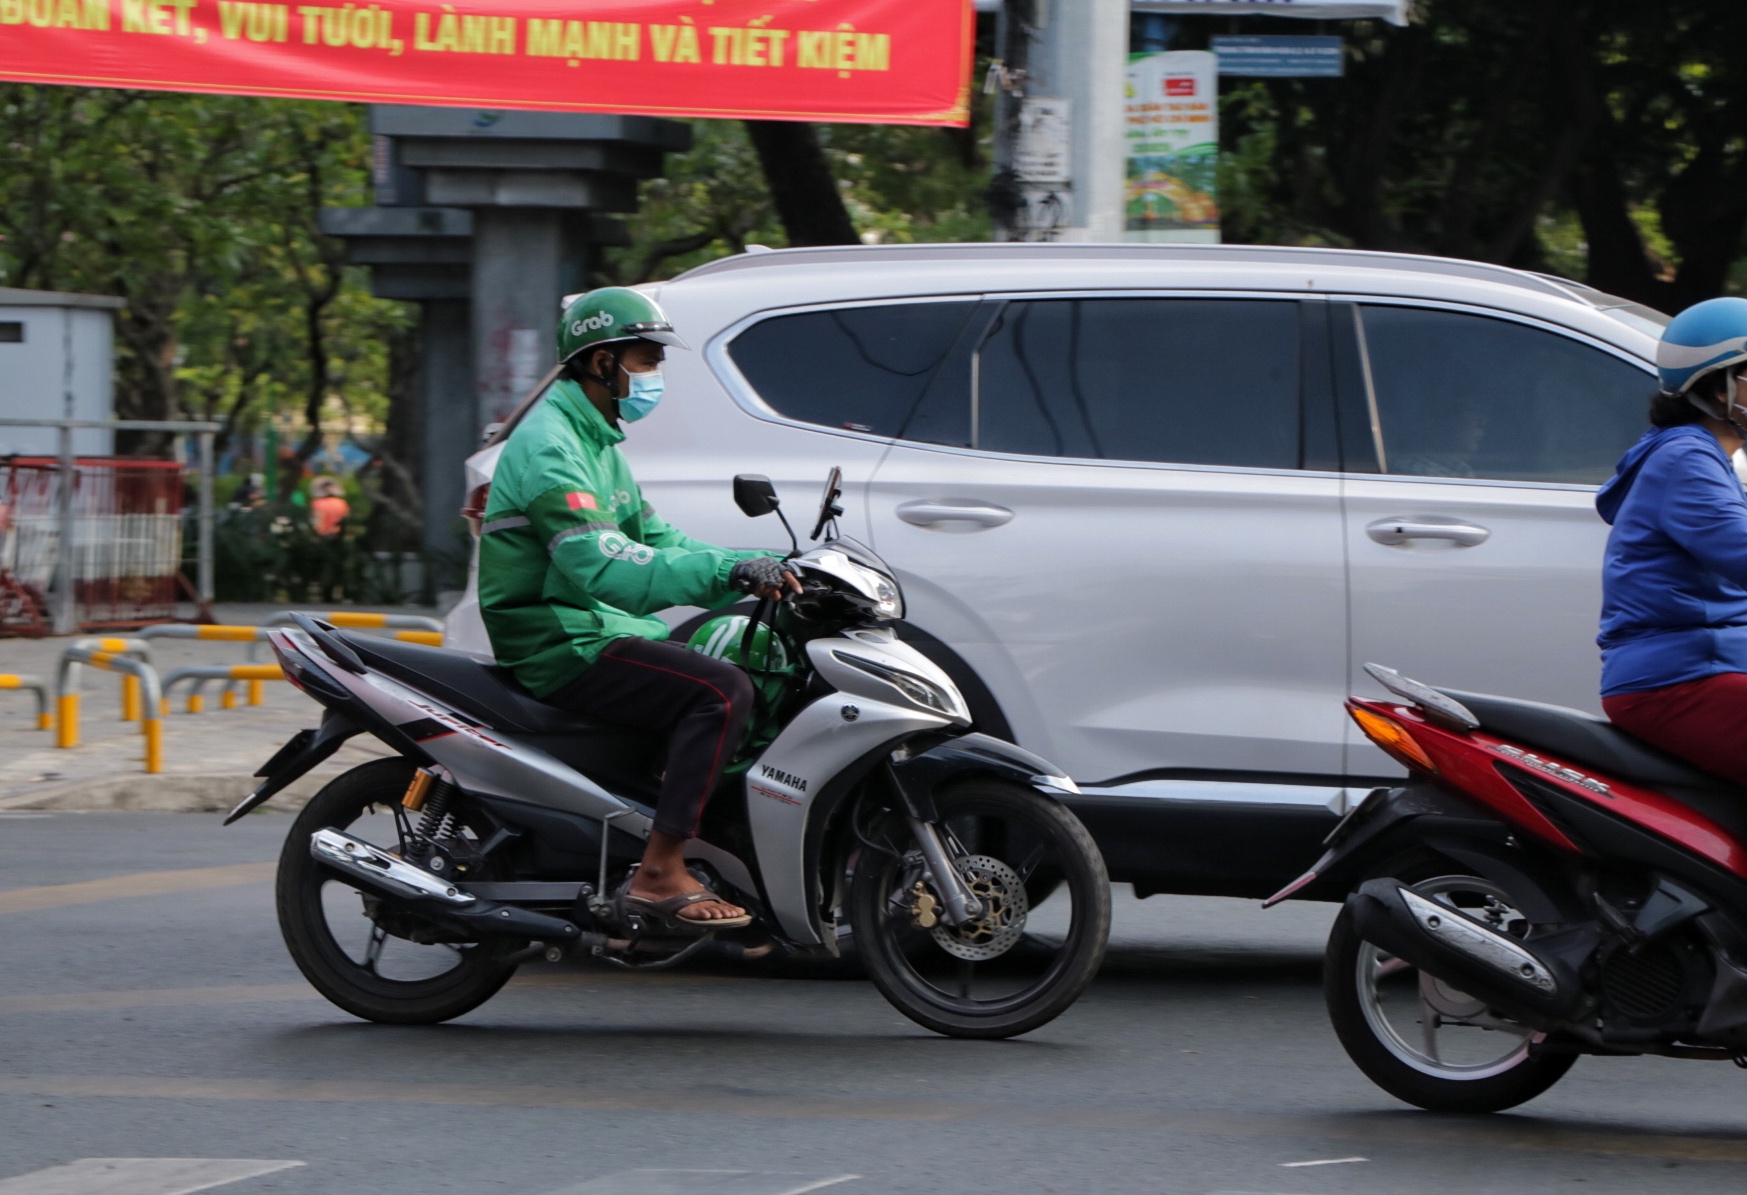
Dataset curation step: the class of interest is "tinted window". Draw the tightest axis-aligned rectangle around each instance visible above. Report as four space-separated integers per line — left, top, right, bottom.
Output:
728 301 974 442
976 298 1301 468
1359 305 1651 484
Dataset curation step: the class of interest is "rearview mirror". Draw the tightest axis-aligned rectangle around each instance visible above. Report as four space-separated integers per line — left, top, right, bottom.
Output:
733 474 780 518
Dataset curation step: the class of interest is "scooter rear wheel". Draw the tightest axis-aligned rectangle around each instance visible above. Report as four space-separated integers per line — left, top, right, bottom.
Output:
1326 872 1576 1113
848 778 1109 1039
278 758 521 1025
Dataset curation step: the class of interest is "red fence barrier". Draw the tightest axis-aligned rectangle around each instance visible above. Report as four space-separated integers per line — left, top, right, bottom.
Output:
0 457 185 634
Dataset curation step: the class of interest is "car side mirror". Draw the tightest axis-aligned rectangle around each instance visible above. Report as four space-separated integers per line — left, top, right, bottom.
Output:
733 474 780 518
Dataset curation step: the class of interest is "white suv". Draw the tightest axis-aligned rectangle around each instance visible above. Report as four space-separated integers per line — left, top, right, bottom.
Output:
447 242 1668 899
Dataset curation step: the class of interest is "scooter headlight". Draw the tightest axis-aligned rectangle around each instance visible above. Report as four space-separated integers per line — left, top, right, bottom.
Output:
834 652 956 716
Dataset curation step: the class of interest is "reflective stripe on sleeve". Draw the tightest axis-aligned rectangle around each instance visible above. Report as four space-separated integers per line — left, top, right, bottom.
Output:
481 515 531 535
548 522 619 553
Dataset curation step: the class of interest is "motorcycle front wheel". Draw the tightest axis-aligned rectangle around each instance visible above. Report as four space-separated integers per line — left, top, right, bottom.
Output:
277 758 521 1025
847 778 1110 1039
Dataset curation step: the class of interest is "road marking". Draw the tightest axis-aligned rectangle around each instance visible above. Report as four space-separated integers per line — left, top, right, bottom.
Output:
0 971 750 1015
0 863 276 915
0 1158 302 1195
2 1073 1746 1163
545 1170 858 1195
0 985 318 1016
1280 1157 1367 1167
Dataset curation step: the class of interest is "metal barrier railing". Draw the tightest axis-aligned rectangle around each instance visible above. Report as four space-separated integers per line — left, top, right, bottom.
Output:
40 613 446 771
0 672 51 730
162 663 286 712
68 636 153 721
55 645 164 772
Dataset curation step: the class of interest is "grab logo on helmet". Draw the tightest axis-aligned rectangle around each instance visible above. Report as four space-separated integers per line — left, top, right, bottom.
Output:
569 312 616 337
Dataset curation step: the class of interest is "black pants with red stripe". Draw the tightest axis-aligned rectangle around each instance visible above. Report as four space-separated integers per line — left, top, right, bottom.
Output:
544 636 754 839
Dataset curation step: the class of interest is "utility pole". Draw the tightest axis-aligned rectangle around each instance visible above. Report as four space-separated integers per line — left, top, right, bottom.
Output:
990 0 1128 242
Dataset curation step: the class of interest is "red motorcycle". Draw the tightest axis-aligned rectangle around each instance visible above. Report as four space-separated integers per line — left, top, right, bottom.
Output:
1269 664 1747 1113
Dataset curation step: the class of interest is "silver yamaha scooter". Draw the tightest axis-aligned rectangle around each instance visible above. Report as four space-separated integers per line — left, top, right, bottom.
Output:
229 470 1110 1039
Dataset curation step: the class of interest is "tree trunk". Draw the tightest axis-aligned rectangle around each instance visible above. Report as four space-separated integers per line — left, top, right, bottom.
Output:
743 121 860 246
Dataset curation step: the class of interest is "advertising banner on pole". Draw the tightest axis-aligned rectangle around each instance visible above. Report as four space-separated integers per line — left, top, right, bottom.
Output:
0 0 975 126
1123 49 1219 243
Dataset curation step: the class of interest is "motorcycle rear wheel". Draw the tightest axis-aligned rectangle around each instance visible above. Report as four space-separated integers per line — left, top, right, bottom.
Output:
847 778 1110 1039
1325 871 1576 1113
277 758 521 1025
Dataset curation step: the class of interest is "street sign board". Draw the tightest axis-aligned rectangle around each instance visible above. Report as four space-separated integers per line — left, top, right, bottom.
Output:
1131 0 1410 23
1212 35 1344 77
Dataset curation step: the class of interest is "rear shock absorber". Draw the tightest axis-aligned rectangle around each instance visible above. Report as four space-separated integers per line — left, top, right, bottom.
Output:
400 767 459 862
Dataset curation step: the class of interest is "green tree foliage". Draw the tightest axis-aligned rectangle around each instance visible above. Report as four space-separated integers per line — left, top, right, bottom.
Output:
0 86 405 461
608 118 992 284
1216 2 1747 311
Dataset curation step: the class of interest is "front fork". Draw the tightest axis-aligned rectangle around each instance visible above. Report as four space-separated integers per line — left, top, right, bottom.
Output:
907 817 983 926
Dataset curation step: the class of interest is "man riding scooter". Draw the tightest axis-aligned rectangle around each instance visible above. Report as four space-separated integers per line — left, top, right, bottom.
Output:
477 287 801 931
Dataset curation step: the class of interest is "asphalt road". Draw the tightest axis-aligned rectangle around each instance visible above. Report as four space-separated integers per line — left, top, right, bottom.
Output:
2 812 1745 1195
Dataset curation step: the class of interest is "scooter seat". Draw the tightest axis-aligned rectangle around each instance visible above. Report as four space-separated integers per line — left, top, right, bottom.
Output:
336 633 664 804
1437 687 1747 843
338 632 600 734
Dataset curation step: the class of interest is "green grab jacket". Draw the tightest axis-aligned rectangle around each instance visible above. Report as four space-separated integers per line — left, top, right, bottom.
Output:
478 380 766 697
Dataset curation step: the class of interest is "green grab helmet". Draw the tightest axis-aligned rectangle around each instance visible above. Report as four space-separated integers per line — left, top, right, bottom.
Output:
556 287 689 364
687 614 792 673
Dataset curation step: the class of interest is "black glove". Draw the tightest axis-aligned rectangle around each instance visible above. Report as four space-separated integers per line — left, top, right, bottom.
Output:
730 556 796 595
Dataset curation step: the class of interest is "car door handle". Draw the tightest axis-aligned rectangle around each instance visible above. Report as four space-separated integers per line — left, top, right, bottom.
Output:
1366 518 1492 547
896 500 1015 529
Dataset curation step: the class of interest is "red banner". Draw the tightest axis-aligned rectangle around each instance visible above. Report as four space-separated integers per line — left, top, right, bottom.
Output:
0 0 975 125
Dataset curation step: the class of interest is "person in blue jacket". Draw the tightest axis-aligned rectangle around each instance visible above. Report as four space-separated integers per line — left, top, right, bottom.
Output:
1598 297 1747 785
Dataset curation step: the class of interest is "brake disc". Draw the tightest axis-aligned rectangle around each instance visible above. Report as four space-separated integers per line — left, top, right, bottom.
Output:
930 855 1028 961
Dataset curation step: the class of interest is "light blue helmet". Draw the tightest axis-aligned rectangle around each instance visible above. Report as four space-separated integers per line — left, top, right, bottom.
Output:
1657 297 1747 395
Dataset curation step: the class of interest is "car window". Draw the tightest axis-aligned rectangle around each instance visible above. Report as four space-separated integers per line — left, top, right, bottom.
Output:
975 298 1301 468
1358 305 1651 485
727 301 975 442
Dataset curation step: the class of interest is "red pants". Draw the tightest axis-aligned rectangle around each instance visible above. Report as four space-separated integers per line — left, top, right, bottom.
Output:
1603 671 1747 789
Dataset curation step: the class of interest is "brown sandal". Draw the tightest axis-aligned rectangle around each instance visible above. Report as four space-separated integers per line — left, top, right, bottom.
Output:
614 885 753 935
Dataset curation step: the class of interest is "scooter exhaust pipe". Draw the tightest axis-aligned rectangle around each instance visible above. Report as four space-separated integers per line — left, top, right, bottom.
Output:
1346 877 1581 1023
310 828 581 942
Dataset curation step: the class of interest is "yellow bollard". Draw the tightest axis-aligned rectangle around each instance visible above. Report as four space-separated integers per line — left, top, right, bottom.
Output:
159 697 170 717
222 689 237 710
56 693 78 749
143 718 162 774
393 631 444 646
186 693 204 715
247 679 264 706
38 710 52 731
121 674 140 723
323 611 388 628
196 625 263 641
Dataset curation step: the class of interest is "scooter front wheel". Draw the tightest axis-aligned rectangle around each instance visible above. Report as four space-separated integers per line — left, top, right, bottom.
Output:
847 778 1110 1039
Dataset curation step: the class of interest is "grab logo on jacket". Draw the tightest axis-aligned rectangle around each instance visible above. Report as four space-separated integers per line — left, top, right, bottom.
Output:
596 531 655 566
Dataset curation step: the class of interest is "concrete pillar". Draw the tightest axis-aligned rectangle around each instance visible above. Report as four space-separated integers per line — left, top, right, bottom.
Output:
992 0 1129 242
420 300 474 562
470 210 577 428
1051 0 1129 241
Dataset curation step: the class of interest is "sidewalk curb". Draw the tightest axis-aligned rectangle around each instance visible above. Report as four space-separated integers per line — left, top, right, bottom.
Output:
0 770 342 813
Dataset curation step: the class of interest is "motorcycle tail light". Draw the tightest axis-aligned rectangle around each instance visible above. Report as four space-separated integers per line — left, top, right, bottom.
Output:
461 483 490 538
1351 706 1438 774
